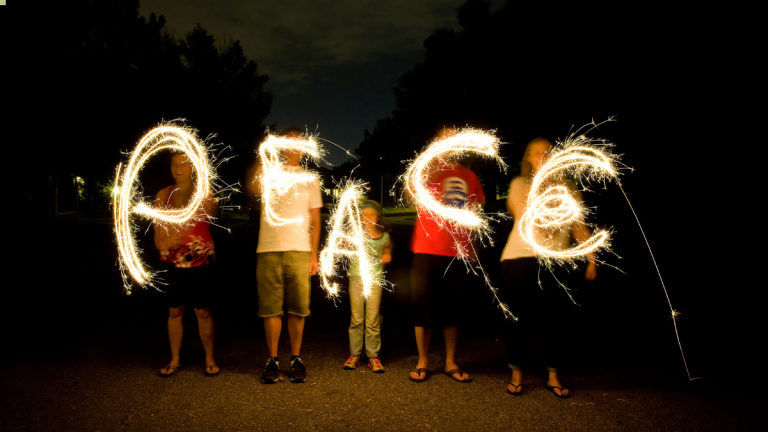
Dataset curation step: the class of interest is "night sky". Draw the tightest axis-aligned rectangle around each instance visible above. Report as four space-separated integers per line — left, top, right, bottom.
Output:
140 0 505 166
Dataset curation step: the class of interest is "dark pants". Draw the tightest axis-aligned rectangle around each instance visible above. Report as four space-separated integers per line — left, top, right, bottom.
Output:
410 254 467 328
500 257 569 371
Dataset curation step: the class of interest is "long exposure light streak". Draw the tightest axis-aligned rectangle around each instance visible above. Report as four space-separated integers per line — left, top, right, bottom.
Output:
518 134 617 267
319 181 381 299
257 134 322 226
114 124 214 292
401 128 514 318
519 121 699 380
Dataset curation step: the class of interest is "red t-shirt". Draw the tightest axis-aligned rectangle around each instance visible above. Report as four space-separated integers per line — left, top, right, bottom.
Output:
411 164 485 257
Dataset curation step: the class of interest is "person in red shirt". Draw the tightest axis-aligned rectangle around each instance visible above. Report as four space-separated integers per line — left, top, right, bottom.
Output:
408 127 485 383
154 153 219 378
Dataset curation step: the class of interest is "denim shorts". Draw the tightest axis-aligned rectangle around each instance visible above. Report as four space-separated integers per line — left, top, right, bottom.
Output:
256 251 311 317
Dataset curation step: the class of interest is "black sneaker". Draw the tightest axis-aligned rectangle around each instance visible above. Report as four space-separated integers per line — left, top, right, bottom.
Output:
289 356 307 383
260 358 280 384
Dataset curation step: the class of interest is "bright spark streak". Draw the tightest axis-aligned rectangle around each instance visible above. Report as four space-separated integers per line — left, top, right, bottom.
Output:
403 129 504 236
401 128 514 318
319 181 383 299
113 124 214 292
519 134 618 267
257 134 323 226
519 121 700 380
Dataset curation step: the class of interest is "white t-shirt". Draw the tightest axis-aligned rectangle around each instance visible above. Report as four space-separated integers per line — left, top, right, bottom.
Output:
256 169 323 253
500 176 572 261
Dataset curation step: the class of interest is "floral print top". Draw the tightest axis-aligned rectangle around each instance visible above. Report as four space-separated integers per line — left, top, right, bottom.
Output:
159 208 216 268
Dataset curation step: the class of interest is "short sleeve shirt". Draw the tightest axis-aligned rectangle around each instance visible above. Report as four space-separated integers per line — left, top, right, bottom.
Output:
256 168 323 253
411 164 485 257
348 232 391 278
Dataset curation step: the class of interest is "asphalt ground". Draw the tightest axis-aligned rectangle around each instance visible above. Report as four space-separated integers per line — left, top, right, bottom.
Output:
2 215 763 431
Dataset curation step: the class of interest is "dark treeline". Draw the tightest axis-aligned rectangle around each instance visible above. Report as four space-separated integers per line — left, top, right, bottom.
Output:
356 0 630 206
16 0 271 217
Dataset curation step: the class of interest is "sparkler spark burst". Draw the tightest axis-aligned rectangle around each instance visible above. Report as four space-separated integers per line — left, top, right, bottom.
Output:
519 133 618 266
319 181 383 299
114 124 215 292
257 134 323 226
402 128 514 318
403 129 506 253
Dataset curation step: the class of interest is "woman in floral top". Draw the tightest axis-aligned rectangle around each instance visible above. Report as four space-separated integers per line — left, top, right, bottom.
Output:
154 153 219 377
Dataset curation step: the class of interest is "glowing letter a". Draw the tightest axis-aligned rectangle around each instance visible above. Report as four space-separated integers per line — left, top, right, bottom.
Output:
319 182 377 298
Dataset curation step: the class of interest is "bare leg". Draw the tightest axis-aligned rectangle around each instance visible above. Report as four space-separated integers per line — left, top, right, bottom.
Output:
547 371 570 396
161 306 184 375
264 315 282 358
194 308 217 374
444 325 470 381
287 314 305 356
409 326 432 380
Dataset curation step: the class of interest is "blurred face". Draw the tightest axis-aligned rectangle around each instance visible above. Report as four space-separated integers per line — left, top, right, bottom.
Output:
527 142 552 174
361 208 379 230
282 130 304 166
282 148 303 166
171 154 193 183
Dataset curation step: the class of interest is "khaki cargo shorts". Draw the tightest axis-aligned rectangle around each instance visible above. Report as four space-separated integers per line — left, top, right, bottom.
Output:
256 251 311 317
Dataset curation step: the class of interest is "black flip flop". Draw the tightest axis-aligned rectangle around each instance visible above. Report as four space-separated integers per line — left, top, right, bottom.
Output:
507 383 523 396
205 365 220 377
159 365 181 378
409 368 429 382
545 384 571 399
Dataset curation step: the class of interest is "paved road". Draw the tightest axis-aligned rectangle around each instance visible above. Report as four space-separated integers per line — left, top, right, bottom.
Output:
2 216 761 431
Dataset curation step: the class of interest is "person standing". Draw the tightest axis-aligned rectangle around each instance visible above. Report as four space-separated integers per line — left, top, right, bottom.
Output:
247 128 322 384
154 152 219 378
499 137 598 398
408 127 485 383
343 200 392 373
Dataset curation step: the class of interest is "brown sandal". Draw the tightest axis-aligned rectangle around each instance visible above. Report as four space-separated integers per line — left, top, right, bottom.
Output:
159 365 181 377
409 368 429 382
445 368 472 383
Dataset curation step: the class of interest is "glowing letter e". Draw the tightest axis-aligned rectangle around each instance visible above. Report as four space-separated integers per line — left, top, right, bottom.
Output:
258 134 321 226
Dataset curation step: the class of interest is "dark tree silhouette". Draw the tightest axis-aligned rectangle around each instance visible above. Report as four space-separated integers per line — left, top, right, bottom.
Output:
356 0 625 206
15 0 272 217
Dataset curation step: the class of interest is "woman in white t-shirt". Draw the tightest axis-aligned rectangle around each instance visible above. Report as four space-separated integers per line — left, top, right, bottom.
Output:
499 138 597 398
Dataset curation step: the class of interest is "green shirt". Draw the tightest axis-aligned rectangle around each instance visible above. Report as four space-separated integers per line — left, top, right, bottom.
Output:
348 232 390 278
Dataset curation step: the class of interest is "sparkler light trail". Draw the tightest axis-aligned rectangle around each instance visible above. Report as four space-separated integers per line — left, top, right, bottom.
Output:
114 124 214 292
403 128 505 252
401 128 513 318
319 181 382 299
518 121 699 380
518 134 618 267
257 134 323 226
